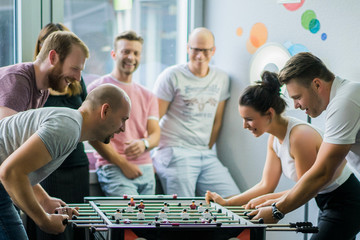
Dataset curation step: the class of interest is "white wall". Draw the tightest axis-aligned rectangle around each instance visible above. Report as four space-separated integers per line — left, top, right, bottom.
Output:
202 0 360 239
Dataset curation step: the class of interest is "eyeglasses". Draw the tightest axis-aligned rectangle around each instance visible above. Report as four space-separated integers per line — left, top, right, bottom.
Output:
189 47 214 55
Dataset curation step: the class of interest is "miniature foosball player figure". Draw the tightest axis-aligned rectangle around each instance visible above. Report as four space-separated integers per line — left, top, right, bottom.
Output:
158 208 168 220
198 202 205 213
163 202 170 213
114 209 123 220
130 197 136 206
181 208 190 220
189 200 197 210
137 209 145 220
126 202 134 213
137 200 145 209
202 209 212 220
123 218 132 224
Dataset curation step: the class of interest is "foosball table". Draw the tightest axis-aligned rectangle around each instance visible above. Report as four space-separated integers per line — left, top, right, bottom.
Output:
67 195 317 240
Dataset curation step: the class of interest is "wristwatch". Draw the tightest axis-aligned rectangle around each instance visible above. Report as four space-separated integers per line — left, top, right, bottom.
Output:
142 138 149 150
271 203 285 220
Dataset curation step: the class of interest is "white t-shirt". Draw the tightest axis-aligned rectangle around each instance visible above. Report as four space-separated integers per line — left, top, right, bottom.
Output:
153 63 230 150
324 76 360 173
0 107 82 185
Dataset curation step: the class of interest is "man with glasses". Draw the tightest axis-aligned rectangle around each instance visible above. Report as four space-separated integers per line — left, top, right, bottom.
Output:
153 27 240 197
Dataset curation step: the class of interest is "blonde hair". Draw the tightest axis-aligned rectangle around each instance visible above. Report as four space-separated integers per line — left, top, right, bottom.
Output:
36 31 89 63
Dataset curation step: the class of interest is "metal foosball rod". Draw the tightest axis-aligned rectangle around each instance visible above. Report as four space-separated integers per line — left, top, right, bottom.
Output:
90 226 108 233
240 214 318 234
266 221 313 228
265 221 318 234
62 214 107 228
266 226 319 233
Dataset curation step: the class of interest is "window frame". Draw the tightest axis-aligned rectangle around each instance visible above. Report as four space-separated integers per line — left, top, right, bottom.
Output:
19 0 64 63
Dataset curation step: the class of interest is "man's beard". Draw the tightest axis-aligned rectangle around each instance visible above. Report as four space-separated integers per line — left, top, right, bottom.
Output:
48 63 74 92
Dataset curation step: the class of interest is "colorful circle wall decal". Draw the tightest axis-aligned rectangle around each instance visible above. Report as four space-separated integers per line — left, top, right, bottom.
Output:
301 10 317 30
250 23 268 48
301 9 325 39
283 0 305 11
246 39 258 54
309 18 320 33
321 33 327 41
236 27 243 37
287 43 309 56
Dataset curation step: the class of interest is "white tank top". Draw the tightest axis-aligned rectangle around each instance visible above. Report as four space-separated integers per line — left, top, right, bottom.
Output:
272 117 352 194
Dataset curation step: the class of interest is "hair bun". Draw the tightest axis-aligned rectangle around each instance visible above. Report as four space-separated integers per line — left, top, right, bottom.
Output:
260 71 281 96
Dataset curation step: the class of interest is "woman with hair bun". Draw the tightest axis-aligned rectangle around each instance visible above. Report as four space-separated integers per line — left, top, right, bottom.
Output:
206 71 360 240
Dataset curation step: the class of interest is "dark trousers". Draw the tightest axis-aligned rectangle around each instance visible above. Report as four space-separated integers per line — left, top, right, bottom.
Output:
311 174 360 240
27 165 89 240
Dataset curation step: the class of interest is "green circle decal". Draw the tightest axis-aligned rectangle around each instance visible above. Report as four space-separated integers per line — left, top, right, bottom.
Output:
301 10 316 30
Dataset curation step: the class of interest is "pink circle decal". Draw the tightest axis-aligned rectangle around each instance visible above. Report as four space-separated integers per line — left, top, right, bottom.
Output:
283 0 305 11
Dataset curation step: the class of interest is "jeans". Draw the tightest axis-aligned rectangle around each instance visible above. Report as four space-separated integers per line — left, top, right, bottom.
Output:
97 164 155 196
153 147 240 197
0 184 28 240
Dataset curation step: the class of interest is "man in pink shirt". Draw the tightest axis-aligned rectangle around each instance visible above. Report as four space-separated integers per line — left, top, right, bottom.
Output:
87 31 160 196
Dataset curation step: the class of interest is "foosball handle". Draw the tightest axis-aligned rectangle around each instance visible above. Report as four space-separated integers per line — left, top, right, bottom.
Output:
62 219 68 225
244 212 253 219
296 226 319 233
290 222 313 227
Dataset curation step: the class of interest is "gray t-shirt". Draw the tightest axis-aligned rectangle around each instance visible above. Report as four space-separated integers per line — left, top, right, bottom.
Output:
0 107 82 185
153 63 230 149
0 62 49 111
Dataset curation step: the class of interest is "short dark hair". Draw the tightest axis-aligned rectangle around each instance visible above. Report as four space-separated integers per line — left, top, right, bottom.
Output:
239 71 287 115
279 52 334 87
114 31 144 50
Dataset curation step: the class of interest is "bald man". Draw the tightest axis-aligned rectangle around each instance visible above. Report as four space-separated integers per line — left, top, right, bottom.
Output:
153 27 240 197
0 84 130 239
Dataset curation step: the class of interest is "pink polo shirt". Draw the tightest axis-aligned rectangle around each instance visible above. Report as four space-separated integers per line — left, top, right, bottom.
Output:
87 75 159 167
